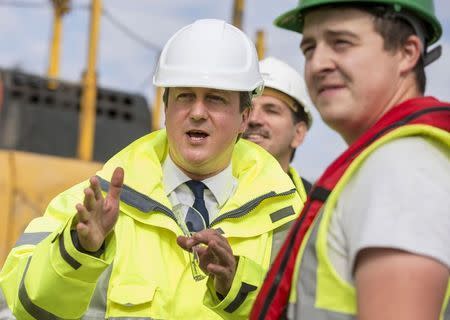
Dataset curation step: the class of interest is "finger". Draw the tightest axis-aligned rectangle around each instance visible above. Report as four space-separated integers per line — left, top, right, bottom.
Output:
208 240 236 267
89 176 103 201
192 229 226 245
83 187 96 211
176 236 192 251
76 222 89 238
193 231 232 255
196 247 215 271
108 167 124 200
76 203 90 223
206 264 230 278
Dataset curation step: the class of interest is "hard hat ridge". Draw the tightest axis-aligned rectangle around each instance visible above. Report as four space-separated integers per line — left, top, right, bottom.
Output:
273 0 443 66
153 19 264 96
259 57 313 128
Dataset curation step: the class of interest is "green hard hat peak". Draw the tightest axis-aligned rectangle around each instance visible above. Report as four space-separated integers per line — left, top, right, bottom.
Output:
274 0 442 45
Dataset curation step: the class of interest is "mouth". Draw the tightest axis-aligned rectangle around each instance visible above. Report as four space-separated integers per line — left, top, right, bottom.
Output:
186 129 209 142
317 84 345 96
243 130 269 143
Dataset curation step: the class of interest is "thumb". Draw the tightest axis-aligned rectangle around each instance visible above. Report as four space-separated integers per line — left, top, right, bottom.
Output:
107 167 124 200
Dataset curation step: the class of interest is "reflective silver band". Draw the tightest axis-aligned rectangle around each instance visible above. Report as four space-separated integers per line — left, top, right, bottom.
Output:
270 206 295 223
19 258 61 320
224 282 257 313
290 208 352 319
58 231 81 270
14 232 51 247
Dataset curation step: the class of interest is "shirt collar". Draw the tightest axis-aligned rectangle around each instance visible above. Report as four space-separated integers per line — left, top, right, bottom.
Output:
162 155 236 208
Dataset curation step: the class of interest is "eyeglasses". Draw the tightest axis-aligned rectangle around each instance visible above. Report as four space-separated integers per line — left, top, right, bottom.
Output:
173 203 207 281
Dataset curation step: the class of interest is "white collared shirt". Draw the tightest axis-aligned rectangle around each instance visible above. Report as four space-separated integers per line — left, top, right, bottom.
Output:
162 155 237 223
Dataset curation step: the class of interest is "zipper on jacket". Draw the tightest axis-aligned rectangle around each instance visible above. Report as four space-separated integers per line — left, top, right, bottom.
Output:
99 176 297 229
210 188 297 227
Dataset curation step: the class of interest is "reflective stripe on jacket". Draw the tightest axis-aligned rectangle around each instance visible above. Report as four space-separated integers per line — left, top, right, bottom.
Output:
0 129 303 320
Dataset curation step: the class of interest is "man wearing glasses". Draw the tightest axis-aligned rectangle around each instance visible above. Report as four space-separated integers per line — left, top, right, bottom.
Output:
0 19 302 319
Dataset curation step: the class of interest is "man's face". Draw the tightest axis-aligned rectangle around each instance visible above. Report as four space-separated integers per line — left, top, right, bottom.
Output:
243 95 306 169
165 87 248 178
301 8 404 143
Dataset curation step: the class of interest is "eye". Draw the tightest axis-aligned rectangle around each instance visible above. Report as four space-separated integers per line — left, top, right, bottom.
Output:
265 105 281 115
176 92 194 102
207 94 227 104
301 45 315 60
334 39 351 50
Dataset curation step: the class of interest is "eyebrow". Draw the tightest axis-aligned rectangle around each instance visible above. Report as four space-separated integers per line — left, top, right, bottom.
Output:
207 89 229 96
261 102 282 110
300 29 359 48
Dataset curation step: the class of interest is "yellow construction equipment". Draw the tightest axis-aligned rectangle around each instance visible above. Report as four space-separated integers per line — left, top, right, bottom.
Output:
256 30 265 60
78 0 102 161
232 0 245 29
0 150 102 265
48 0 71 86
0 0 151 266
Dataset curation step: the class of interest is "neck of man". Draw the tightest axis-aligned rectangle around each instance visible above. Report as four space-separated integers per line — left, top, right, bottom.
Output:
169 153 230 181
278 152 292 173
342 77 423 145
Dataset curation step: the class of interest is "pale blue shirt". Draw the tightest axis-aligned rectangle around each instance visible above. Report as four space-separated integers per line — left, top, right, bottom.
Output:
162 155 237 223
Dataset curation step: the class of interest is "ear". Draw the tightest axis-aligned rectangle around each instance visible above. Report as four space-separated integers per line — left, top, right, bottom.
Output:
399 34 421 75
163 104 168 127
291 121 307 149
239 108 250 133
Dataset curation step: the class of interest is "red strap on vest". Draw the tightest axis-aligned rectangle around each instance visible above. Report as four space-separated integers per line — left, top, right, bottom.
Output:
250 98 450 319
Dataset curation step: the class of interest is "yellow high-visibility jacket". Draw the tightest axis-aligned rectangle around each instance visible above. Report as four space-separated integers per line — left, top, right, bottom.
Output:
288 166 308 204
0 129 302 320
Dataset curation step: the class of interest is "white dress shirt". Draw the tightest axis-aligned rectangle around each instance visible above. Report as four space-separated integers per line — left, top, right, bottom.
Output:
162 155 237 224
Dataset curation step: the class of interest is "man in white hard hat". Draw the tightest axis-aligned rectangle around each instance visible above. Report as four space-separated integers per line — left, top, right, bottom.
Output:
0 19 302 319
243 56 313 201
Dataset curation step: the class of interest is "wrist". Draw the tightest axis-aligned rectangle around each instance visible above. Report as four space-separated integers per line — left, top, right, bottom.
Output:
71 230 105 257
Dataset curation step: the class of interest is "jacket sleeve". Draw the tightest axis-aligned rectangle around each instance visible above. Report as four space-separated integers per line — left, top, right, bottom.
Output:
0 181 115 320
203 255 264 320
203 191 303 319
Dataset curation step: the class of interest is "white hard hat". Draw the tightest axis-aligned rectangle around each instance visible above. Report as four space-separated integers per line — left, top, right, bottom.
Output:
259 57 313 128
153 19 264 96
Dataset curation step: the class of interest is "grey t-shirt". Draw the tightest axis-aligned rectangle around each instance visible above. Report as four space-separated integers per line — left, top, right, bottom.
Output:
327 136 450 284
0 287 14 320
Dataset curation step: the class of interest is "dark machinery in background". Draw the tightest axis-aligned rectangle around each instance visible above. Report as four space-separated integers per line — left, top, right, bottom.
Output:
0 69 151 162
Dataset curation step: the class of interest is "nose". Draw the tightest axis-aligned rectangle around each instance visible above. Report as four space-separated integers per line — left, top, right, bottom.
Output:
247 106 264 127
189 99 208 121
306 43 335 77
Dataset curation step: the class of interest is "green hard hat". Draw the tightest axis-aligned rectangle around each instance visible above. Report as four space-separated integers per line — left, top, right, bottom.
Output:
274 0 442 45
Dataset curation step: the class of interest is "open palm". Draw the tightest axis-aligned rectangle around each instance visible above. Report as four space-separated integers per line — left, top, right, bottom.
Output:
76 167 124 252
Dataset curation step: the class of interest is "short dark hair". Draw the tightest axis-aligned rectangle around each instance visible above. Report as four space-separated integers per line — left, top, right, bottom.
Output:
362 5 426 93
162 88 252 112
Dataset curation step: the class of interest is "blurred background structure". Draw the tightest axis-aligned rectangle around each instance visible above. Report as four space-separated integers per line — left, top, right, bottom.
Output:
0 0 449 265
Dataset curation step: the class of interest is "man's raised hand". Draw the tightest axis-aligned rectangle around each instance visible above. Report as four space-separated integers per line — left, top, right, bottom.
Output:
75 167 124 252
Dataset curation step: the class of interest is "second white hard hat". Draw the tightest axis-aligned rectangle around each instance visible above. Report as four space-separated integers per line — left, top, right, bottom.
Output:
153 19 264 96
259 56 313 128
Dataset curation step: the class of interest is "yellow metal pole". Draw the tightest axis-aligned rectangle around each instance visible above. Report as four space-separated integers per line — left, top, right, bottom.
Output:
152 86 163 131
48 0 70 89
48 10 62 81
77 0 101 161
256 29 265 60
232 0 244 29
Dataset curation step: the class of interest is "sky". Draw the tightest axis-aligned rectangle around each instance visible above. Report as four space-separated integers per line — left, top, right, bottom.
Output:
0 0 449 180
